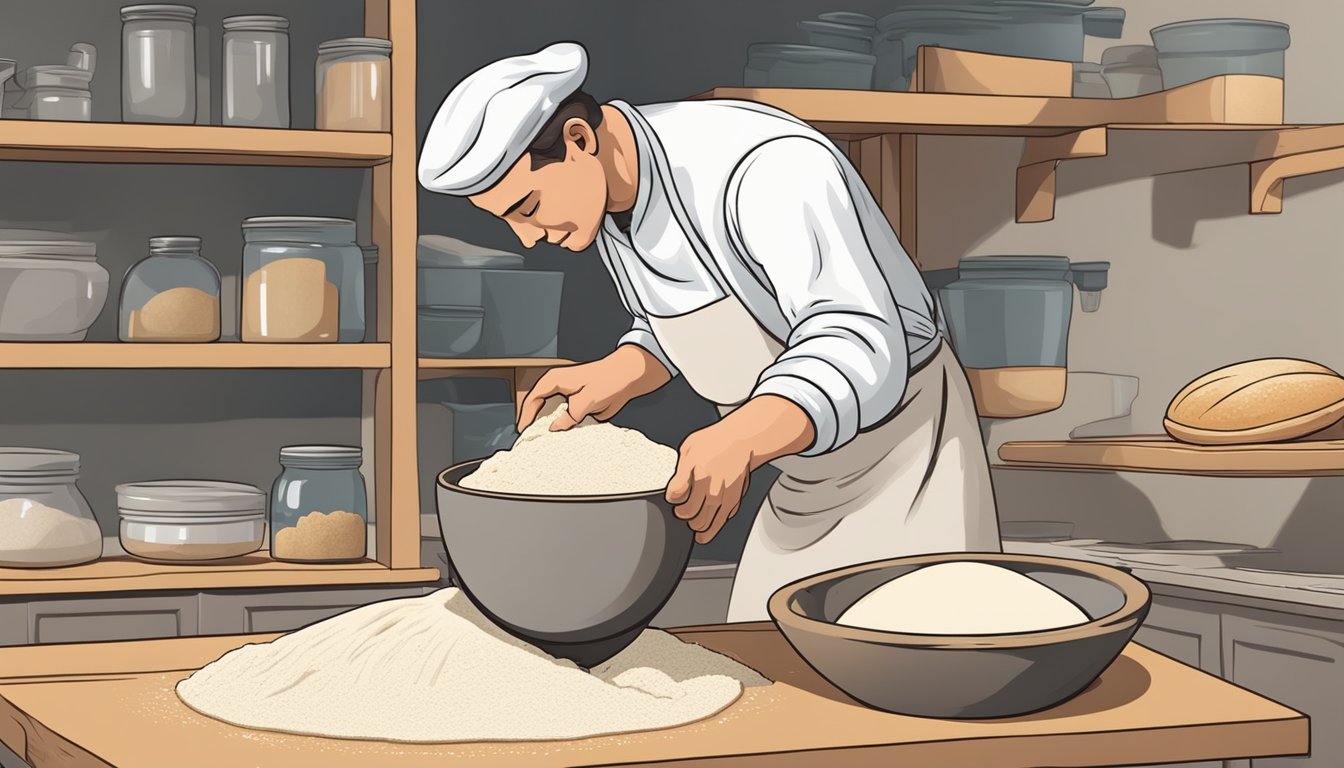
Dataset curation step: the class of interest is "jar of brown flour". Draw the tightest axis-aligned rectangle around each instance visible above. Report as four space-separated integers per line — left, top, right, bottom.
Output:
119 236 221 342
270 446 368 563
240 216 365 343
315 37 390 132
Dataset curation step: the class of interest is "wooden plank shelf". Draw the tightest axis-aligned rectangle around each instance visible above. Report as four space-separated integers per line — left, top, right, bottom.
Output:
0 343 391 369
417 357 573 377
0 121 391 167
995 436 1344 478
0 554 440 598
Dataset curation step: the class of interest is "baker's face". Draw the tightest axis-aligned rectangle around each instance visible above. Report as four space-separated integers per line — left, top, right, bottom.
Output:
469 118 608 252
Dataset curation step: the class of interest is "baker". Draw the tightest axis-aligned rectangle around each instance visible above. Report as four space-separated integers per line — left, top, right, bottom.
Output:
418 42 1001 622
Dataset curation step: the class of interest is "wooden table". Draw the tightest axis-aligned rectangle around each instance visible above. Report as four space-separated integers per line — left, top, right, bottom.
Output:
0 623 1307 767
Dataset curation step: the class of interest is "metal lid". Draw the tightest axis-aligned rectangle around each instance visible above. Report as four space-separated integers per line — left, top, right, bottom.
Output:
416 234 524 269
0 240 97 261
279 445 363 469
223 14 290 31
242 216 356 230
746 43 877 65
149 236 201 251
116 481 266 515
318 37 392 55
0 448 80 475
120 4 197 22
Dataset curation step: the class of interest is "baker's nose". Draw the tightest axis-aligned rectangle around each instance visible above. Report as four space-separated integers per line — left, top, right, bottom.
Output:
509 221 544 249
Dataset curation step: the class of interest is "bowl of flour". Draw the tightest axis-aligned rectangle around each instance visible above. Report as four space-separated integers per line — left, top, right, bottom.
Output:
768 553 1151 719
436 399 692 668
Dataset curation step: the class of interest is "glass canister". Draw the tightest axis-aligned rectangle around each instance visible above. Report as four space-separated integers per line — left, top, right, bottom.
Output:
121 4 197 123
938 256 1074 419
0 448 102 568
270 446 368 563
223 15 290 128
241 216 365 343
315 37 391 131
120 236 221 342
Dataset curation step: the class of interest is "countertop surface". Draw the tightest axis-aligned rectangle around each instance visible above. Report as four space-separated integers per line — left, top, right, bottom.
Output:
0 622 1306 767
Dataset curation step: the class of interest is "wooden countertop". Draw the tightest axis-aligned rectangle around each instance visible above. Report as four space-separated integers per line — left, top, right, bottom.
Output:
0 623 1307 767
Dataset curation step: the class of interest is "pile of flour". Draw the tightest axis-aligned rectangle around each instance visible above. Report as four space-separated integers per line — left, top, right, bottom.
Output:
176 587 768 742
460 399 678 496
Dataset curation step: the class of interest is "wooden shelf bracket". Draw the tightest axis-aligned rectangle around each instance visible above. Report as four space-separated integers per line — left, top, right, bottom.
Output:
1016 127 1108 223
1249 144 1344 214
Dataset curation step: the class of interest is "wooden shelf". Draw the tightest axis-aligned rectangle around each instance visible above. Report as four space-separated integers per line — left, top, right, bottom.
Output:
995 436 1344 478
418 357 573 380
0 343 391 369
0 120 391 167
0 554 440 598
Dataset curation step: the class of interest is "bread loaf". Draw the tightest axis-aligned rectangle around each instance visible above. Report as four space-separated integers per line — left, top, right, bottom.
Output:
1164 358 1344 445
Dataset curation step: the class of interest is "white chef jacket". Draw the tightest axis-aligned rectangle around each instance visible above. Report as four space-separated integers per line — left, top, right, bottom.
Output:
596 99 940 457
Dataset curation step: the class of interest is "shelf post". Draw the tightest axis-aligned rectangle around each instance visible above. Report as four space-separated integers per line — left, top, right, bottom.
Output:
1016 127 1108 223
847 134 919 268
1249 146 1344 214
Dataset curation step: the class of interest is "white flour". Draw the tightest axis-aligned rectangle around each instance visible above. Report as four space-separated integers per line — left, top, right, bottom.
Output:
838 561 1091 635
460 399 678 496
0 497 102 566
176 587 768 742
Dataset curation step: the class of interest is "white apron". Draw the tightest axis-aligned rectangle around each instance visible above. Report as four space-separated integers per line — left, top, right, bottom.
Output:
648 296 1001 622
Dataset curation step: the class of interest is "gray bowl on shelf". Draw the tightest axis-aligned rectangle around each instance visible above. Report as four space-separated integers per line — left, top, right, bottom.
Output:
436 459 694 667
416 305 484 358
769 552 1150 719
798 20 874 55
744 43 877 90
1150 18 1289 89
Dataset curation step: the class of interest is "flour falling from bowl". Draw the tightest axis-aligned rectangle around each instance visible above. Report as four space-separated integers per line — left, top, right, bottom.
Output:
459 399 678 496
175 587 768 742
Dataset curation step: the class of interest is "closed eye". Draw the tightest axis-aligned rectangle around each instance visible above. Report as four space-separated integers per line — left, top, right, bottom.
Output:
522 203 539 218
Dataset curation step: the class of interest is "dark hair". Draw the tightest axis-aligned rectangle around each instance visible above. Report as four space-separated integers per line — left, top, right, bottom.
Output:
526 90 603 169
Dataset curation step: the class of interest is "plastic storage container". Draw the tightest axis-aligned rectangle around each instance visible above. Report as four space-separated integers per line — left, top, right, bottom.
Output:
315 37 391 131
0 239 109 341
121 4 197 123
417 305 485 358
1072 62 1111 98
797 20 874 55
1150 19 1290 89
241 216 365 343
0 448 102 568
119 236 221 342
222 15 289 128
479 270 564 357
938 256 1074 418
1101 44 1163 97
416 234 524 306
116 481 266 563
270 446 368 563
744 44 876 90
12 43 96 121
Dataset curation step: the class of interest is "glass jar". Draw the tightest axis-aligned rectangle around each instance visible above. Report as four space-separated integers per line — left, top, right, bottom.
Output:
270 446 368 563
0 448 102 568
223 15 290 128
0 239 109 341
120 236 221 342
315 37 391 131
117 481 266 563
121 4 196 123
241 216 365 343
938 256 1074 419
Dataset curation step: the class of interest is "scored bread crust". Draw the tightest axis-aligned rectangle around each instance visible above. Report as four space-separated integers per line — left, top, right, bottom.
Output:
1165 358 1344 445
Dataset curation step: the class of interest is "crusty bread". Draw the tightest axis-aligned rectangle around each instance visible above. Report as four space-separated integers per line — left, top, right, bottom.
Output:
1164 358 1344 445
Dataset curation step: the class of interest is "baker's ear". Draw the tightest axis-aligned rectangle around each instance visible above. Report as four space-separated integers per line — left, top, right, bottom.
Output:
564 117 599 157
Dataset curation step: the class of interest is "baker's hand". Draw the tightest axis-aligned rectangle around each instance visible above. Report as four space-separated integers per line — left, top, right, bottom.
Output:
517 344 672 432
666 423 754 546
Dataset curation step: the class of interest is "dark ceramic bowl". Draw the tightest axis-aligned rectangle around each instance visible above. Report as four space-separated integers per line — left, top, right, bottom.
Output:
436 459 693 667
769 552 1151 719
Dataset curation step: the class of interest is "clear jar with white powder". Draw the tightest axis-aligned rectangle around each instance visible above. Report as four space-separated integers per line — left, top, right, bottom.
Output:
0 448 102 568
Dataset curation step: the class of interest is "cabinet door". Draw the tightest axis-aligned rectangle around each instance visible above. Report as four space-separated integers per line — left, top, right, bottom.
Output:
0 603 24 647
199 587 423 635
28 595 198 644
1135 596 1223 675
651 563 735 629
1222 610 1342 767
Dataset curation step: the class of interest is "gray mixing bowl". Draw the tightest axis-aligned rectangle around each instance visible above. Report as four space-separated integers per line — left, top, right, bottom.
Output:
437 459 693 667
769 553 1150 719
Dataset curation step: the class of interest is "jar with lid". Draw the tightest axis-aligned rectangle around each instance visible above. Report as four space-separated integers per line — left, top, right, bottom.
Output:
117 481 266 563
270 446 368 563
121 4 197 123
223 15 290 128
0 239 109 341
120 236 221 342
0 448 102 568
315 37 391 131
241 216 365 343
13 43 96 121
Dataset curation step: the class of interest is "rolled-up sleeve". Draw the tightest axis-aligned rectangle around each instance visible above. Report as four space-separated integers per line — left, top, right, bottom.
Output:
618 316 679 379
727 136 911 456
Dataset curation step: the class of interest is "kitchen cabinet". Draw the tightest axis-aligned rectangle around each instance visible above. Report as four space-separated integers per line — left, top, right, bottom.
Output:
0 604 24 647
199 586 424 635
28 594 198 645
652 562 735 628
1222 609 1344 768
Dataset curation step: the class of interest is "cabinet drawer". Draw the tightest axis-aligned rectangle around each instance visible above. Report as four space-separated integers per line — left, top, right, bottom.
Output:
200 587 423 635
1223 609 1341 767
0 603 24 647
28 595 198 645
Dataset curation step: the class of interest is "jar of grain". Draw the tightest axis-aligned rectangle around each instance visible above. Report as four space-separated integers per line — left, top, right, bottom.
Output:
119 236 222 343
0 448 102 568
241 217 365 343
270 446 368 563
315 37 391 131
222 15 290 128
120 4 197 124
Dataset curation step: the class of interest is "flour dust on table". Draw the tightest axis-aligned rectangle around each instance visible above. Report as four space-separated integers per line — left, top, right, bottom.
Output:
175 588 770 742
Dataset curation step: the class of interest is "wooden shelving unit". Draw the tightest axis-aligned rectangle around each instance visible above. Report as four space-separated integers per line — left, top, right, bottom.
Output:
0 343 391 369
995 437 1344 478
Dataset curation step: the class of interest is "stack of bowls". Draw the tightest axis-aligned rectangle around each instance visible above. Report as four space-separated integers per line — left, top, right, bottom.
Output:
1101 44 1163 97
744 11 877 90
1150 19 1290 89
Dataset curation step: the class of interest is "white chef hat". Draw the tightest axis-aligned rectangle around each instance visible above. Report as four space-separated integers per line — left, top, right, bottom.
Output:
418 42 589 197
